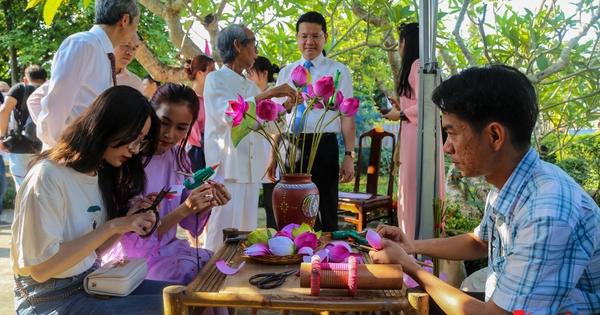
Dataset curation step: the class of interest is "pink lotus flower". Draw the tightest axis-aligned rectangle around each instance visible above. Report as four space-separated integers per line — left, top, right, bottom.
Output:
313 76 335 101
293 231 318 250
256 99 282 122
291 65 309 88
339 97 360 117
225 94 249 127
329 91 344 110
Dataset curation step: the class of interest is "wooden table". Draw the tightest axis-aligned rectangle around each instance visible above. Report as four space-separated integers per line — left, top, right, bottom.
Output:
163 233 429 315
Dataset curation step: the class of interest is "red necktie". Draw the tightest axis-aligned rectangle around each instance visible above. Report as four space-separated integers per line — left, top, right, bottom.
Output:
107 53 117 86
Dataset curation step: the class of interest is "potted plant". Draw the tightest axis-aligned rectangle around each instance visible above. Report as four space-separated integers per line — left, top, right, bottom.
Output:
226 66 360 228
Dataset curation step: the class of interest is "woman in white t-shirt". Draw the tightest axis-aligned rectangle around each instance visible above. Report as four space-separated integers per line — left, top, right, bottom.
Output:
11 86 173 314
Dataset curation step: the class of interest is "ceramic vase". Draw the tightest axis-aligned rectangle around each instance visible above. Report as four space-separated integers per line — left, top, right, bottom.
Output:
272 174 319 229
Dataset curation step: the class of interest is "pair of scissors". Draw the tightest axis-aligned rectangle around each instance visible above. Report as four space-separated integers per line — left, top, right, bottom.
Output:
249 269 297 289
133 186 171 239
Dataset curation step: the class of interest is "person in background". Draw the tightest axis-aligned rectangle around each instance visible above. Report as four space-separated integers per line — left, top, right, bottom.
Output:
378 22 445 239
27 34 144 126
273 11 356 232
184 54 216 172
142 74 161 99
0 65 47 190
247 55 280 229
114 84 230 315
37 0 140 150
114 34 144 93
370 65 600 315
0 81 7 227
0 81 9 94
202 24 299 252
11 86 173 314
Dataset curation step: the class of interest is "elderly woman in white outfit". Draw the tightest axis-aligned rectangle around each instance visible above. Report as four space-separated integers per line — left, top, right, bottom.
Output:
202 24 300 251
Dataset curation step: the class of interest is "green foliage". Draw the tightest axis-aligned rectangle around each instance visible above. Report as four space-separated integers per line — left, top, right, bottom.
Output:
2 177 15 209
0 0 94 82
541 133 600 205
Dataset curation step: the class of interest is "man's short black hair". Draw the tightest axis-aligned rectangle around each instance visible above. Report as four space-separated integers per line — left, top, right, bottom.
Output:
143 74 161 86
25 65 47 82
432 65 539 151
296 11 327 34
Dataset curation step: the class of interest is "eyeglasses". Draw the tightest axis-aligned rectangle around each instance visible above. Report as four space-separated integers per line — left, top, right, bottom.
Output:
246 68 257 77
298 33 326 42
128 138 148 151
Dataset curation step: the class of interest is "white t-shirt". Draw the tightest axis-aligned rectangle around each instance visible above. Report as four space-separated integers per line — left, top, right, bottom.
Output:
11 159 106 278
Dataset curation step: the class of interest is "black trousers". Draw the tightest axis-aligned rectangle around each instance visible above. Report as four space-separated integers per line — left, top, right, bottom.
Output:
262 182 277 230
287 133 339 232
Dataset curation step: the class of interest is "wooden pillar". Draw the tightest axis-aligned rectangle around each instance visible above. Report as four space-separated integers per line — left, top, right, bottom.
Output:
163 285 189 315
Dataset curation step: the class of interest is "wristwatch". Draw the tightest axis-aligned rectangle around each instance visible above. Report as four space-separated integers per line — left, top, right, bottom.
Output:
399 110 409 121
344 151 355 159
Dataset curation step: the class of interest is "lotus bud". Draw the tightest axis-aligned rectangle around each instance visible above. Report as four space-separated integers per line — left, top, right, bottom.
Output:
291 65 309 88
339 97 360 117
313 76 335 101
268 236 296 256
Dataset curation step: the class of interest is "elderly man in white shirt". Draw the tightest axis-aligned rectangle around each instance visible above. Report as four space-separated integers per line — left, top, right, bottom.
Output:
37 0 140 150
202 24 300 252
27 34 144 125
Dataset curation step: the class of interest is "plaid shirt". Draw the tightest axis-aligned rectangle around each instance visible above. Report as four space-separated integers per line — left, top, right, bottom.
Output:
474 148 600 314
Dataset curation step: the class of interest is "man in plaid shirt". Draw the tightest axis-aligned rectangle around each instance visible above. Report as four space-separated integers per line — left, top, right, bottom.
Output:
370 65 600 315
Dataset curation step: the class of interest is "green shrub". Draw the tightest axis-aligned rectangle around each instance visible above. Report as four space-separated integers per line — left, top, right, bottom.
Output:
2 176 15 209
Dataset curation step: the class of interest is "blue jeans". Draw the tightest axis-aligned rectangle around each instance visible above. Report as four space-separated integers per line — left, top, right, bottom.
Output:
0 155 7 216
15 261 175 315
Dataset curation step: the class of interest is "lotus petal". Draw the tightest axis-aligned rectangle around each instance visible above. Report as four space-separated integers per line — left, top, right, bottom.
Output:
326 242 351 263
244 243 271 256
281 223 300 235
274 231 293 240
314 249 330 262
216 259 245 275
366 229 382 249
297 246 314 255
291 222 312 238
294 231 318 250
247 229 269 245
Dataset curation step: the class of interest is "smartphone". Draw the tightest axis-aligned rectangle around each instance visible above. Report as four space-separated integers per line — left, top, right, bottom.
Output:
374 92 393 114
